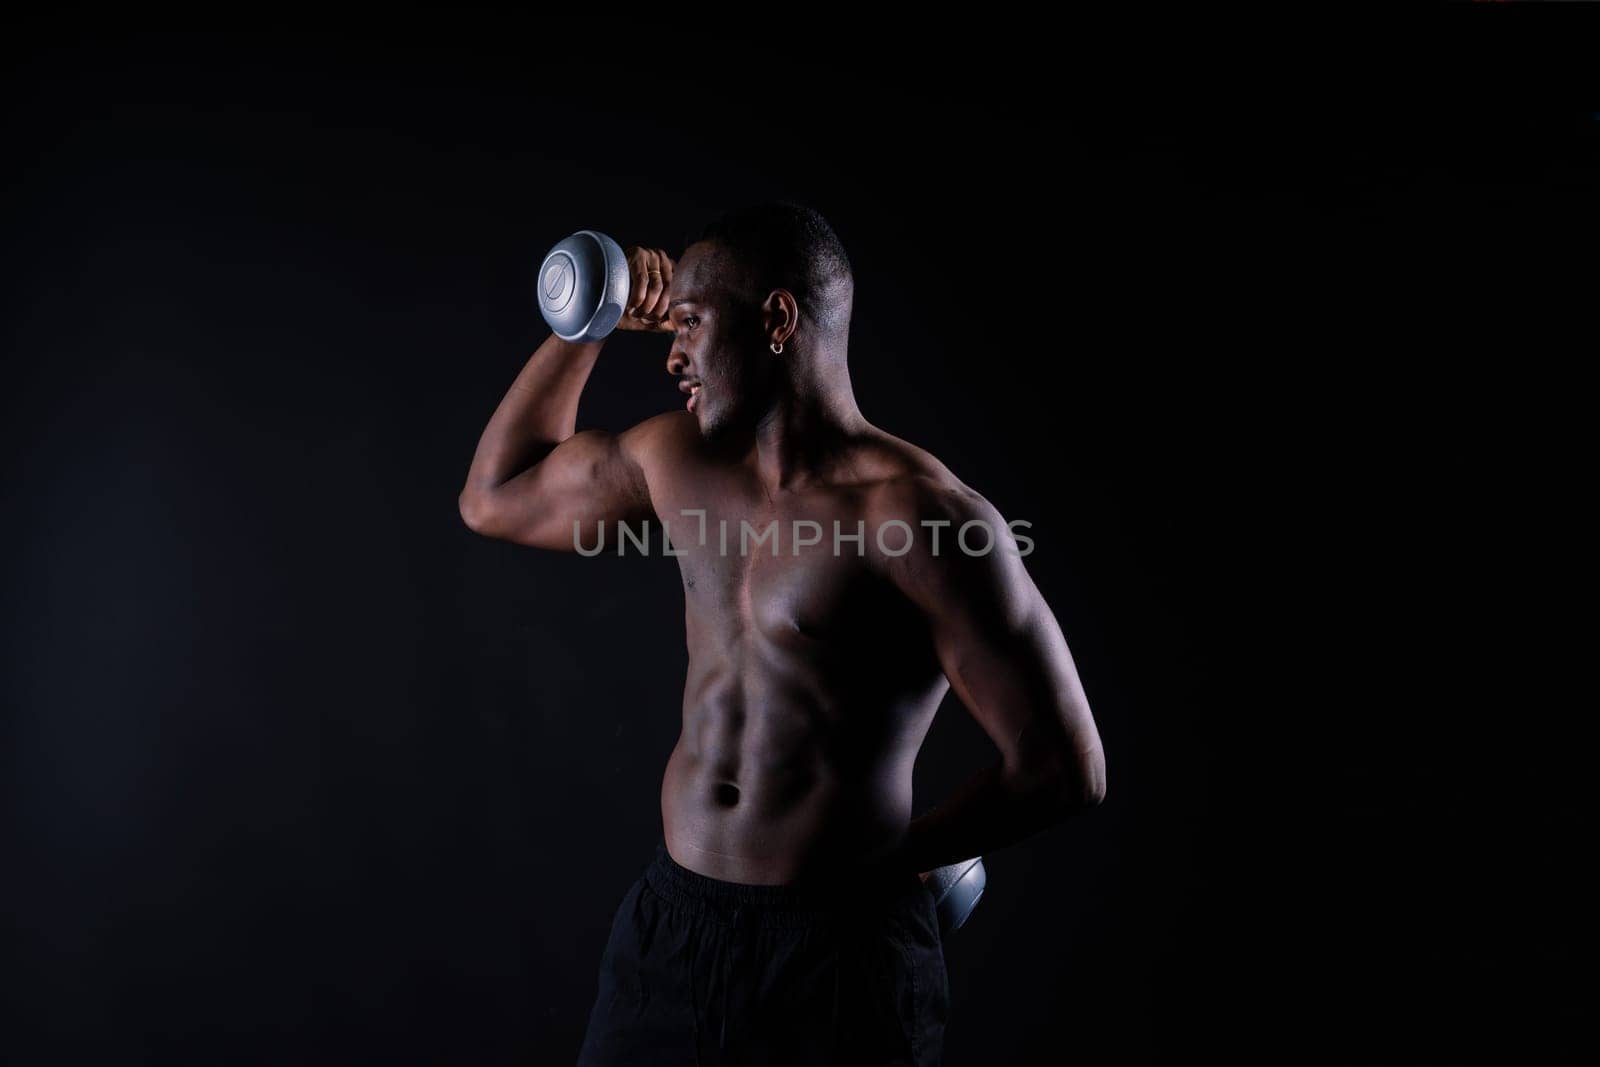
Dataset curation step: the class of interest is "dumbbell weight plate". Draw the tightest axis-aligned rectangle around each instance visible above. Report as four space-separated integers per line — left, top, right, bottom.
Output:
537 229 631 342
924 856 987 936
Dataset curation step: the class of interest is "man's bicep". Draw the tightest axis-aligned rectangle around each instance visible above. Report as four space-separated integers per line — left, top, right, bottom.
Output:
464 427 653 550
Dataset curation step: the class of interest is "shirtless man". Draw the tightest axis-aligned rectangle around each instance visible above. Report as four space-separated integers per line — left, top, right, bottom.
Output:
459 202 1106 1066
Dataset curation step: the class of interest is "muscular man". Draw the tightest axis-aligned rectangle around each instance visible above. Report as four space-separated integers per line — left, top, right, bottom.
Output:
459 203 1106 1066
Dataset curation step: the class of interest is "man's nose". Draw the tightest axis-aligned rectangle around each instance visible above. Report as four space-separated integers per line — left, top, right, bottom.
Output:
666 348 688 376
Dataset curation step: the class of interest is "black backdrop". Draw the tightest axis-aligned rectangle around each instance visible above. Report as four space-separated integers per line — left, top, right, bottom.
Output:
4 22 1587 1066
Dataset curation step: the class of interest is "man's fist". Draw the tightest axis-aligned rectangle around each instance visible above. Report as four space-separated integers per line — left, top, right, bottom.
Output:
614 246 676 333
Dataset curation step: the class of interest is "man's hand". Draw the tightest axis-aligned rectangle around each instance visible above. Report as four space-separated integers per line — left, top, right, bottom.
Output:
613 245 676 332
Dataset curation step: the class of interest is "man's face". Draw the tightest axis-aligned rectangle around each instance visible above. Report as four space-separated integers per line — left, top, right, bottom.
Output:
665 242 774 440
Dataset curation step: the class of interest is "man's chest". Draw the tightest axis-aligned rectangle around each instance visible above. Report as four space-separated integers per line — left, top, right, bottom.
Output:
652 485 912 650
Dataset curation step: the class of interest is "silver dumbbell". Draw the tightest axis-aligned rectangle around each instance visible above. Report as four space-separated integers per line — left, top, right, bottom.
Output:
925 857 987 935
536 229 632 342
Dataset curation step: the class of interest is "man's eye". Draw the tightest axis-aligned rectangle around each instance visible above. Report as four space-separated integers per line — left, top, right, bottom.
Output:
684 315 700 329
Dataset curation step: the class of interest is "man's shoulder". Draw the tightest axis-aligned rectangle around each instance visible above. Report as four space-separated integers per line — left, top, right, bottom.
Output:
852 432 999 528
618 410 701 464
851 437 1034 616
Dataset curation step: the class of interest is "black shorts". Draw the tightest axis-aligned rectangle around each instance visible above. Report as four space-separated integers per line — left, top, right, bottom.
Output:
576 840 950 1066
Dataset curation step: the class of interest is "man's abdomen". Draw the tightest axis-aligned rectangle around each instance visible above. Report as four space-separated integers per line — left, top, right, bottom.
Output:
659 694 926 885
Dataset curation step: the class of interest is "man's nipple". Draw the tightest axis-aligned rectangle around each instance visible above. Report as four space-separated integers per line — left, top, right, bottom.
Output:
713 782 741 807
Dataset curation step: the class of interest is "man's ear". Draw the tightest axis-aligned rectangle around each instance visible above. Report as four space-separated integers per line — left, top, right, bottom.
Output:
761 288 800 348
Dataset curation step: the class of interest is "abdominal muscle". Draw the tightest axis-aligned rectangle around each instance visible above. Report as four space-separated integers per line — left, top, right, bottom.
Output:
658 681 926 886
658 541 949 885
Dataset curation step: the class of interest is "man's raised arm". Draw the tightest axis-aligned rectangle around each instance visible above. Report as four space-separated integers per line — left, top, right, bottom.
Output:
882 479 1107 875
458 245 675 551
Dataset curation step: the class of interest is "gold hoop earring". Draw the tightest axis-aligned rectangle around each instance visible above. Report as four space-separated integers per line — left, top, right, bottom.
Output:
770 340 784 355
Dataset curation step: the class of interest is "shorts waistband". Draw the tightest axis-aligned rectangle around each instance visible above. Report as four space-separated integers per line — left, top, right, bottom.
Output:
642 840 926 929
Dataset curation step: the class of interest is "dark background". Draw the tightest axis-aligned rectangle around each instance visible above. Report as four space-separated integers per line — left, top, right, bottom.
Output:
3 21 1588 1066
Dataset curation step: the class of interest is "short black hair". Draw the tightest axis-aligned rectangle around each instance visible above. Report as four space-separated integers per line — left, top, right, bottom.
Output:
694 200 854 337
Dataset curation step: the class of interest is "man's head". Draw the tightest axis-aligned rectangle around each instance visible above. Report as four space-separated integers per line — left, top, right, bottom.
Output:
666 201 854 439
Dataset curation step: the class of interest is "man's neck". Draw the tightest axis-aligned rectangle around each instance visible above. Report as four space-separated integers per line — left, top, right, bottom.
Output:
750 370 867 495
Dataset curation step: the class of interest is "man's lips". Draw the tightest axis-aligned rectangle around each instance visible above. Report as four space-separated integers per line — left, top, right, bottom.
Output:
678 378 702 411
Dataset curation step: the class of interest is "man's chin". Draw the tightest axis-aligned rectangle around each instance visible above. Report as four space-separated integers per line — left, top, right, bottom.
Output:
693 402 754 444
694 408 728 441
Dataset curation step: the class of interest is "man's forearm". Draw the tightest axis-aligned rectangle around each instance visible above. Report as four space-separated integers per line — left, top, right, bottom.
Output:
463 332 604 492
897 760 1088 876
